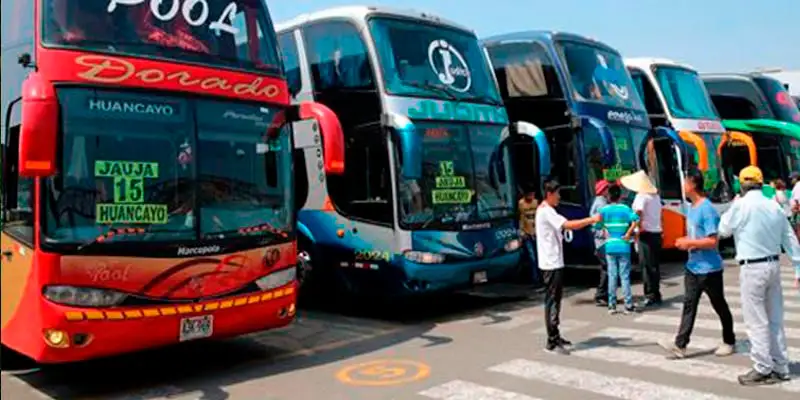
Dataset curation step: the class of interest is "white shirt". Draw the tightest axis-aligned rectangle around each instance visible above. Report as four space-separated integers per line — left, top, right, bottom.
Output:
632 193 662 233
719 190 800 267
791 181 800 208
775 190 791 217
536 202 568 270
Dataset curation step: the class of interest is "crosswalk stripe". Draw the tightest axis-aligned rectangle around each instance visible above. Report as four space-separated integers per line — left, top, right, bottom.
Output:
634 314 800 339
594 326 800 360
489 359 745 400
570 345 800 393
723 295 800 309
419 380 542 400
660 302 800 322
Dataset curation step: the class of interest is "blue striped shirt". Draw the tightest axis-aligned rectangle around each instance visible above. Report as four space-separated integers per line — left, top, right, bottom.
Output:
599 203 639 255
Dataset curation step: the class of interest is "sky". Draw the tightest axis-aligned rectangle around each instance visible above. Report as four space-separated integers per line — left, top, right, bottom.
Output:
268 0 799 73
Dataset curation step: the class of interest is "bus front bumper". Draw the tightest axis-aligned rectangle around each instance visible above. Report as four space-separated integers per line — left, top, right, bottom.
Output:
29 285 297 363
398 250 521 294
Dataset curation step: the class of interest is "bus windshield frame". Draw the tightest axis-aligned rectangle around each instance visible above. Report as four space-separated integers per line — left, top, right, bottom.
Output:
41 0 281 74
556 40 645 112
368 16 502 104
653 65 719 120
396 121 515 231
41 87 293 253
692 132 731 202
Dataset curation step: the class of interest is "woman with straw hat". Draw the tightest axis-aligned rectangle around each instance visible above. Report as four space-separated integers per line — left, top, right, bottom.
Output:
620 171 663 307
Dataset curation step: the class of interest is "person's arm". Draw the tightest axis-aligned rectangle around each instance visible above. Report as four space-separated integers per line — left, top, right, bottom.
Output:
685 207 719 250
780 216 800 269
563 215 601 230
717 200 742 239
623 209 640 241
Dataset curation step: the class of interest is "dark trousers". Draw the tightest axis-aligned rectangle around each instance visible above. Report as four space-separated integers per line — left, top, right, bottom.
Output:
542 269 565 345
638 232 662 301
594 245 608 300
675 270 736 349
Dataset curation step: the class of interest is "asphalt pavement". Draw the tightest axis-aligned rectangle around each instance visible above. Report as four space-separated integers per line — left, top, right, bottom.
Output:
2 256 799 400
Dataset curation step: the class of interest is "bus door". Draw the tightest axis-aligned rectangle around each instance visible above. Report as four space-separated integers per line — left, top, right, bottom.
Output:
506 123 551 198
639 127 687 249
718 131 757 193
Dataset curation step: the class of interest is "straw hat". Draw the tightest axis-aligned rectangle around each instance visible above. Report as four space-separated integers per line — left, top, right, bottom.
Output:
620 170 658 194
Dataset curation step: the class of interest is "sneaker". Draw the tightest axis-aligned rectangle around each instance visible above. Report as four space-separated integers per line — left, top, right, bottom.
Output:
769 371 791 382
595 298 608 307
556 337 573 348
623 305 636 314
714 343 735 357
738 369 774 386
644 298 662 307
657 339 686 359
608 306 619 315
545 343 570 355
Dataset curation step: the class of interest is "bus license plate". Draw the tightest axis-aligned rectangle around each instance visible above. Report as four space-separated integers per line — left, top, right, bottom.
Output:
473 270 488 284
179 315 214 342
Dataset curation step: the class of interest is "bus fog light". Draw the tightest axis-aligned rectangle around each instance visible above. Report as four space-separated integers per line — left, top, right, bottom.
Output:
43 329 69 348
255 268 296 291
43 285 127 307
504 239 521 252
403 250 444 264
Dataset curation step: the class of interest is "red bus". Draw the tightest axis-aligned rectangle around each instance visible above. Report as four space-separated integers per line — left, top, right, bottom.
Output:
0 0 344 363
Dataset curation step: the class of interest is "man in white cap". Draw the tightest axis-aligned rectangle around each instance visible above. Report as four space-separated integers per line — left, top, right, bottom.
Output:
620 171 663 306
719 166 800 385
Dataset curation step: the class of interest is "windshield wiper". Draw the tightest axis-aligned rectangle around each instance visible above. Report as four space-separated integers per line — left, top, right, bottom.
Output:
202 222 289 240
75 227 190 252
403 81 459 101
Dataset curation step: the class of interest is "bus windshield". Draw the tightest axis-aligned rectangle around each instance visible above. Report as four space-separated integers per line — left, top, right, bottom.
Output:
369 17 502 103
42 0 280 72
754 77 800 123
654 66 718 120
398 123 515 230
558 40 644 111
696 133 730 201
42 88 292 248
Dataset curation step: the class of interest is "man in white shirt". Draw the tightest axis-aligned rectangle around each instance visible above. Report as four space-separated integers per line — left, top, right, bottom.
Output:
536 179 601 355
629 172 664 307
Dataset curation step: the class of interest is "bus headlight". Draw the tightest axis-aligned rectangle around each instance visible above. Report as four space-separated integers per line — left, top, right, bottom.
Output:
403 250 445 264
255 268 296 291
43 286 127 307
504 239 521 252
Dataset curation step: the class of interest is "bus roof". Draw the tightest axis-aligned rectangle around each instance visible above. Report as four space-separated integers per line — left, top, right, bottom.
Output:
275 5 473 35
481 30 619 55
624 57 698 72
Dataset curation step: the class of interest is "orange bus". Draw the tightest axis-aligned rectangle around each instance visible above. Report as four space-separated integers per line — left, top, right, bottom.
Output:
1 0 344 363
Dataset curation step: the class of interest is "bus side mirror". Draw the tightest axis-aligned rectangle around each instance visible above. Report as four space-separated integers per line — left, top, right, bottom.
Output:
19 72 58 177
298 102 344 175
266 102 345 176
514 121 551 178
383 112 421 180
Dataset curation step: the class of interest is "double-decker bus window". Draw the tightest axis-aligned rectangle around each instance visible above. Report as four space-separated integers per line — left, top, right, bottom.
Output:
277 31 301 97
42 0 279 72
196 101 292 239
2 126 35 244
487 42 563 100
303 21 374 91
43 89 195 244
558 41 644 112
654 66 717 120
754 77 800 123
629 70 666 116
703 79 772 119
369 17 501 103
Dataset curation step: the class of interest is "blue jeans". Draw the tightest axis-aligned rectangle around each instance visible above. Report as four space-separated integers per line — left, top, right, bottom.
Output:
523 236 540 284
606 253 632 307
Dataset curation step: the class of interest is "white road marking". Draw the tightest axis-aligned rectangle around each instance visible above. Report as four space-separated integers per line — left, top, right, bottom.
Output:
571 345 800 392
634 314 800 339
419 380 542 400
489 359 745 400
593 326 800 360
660 302 800 321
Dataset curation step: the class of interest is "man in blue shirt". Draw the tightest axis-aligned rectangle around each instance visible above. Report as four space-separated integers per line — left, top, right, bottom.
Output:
659 171 735 359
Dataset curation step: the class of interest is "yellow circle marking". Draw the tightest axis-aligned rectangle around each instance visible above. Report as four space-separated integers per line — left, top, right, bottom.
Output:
336 359 431 386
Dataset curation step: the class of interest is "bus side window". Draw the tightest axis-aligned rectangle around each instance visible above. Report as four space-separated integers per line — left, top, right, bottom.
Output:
303 21 374 91
2 126 35 245
277 31 302 98
704 80 771 119
327 127 393 225
629 70 665 116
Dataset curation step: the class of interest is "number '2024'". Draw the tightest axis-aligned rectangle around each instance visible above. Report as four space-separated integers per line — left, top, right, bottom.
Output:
107 0 242 36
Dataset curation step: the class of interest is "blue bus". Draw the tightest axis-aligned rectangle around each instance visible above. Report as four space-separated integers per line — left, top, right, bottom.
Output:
277 7 551 299
483 31 648 266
